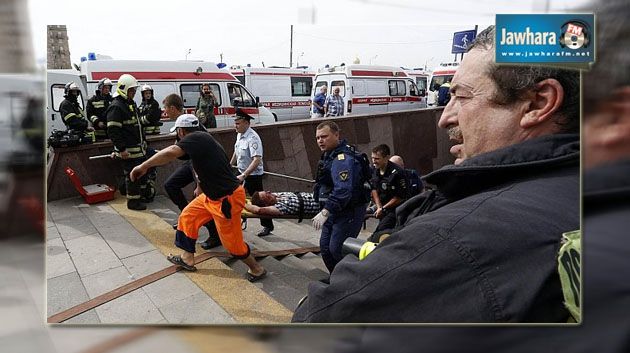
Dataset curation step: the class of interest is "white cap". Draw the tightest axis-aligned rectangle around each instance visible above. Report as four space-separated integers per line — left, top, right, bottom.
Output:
170 114 199 132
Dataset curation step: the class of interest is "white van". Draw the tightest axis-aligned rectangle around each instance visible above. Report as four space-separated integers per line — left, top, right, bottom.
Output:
403 68 430 108
427 62 459 106
312 64 423 116
231 66 315 121
46 60 275 134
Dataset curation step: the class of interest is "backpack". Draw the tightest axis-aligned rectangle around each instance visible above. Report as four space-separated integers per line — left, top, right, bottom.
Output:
336 145 372 203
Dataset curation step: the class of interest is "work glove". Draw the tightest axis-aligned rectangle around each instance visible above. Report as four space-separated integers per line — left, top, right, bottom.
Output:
312 210 329 230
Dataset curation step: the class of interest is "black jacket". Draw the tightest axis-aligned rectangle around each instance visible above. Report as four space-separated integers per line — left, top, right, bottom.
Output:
106 96 145 157
139 98 162 126
59 98 88 132
86 93 112 127
292 134 579 323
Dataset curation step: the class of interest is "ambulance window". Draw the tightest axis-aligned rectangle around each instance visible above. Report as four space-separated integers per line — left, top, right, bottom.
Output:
51 84 84 111
315 81 327 94
366 80 388 96
388 80 406 96
352 80 366 96
149 83 178 107
430 75 453 91
416 77 428 92
290 77 312 97
179 83 222 108
409 82 420 97
180 84 200 108
228 83 256 107
331 80 345 97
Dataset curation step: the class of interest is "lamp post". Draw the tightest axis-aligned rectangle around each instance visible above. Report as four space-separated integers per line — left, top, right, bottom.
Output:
185 48 191 60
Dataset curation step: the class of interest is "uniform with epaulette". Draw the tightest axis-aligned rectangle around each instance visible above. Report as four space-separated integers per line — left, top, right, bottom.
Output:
86 78 113 140
369 160 407 236
106 74 150 210
314 139 370 272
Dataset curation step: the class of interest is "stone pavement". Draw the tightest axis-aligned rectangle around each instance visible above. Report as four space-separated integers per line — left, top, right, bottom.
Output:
46 194 378 325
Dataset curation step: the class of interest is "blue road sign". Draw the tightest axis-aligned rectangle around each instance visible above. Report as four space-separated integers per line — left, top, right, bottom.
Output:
452 30 477 54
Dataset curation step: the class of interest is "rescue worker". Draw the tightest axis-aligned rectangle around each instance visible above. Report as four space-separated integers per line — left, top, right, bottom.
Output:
390 155 424 198
369 144 406 239
195 83 218 129
138 84 162 135
59 81 92 135
312 121 370 272
106 74 150 210
230 109 274 237
86 78 113 140
437 80 451 106
130 114 267 282
162 93 222 249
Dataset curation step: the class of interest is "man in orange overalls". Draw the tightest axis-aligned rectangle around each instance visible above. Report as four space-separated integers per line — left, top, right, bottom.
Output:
130 114 266 281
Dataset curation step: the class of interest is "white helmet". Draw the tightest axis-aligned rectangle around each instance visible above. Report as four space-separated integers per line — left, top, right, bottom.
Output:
115 74 139 99
97 78 113 92
64 81 80 96
141 84 153 93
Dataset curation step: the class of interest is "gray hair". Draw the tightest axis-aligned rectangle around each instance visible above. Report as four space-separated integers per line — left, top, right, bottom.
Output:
468 26 580 133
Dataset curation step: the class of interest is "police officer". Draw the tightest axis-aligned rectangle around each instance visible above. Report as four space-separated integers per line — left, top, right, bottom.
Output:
139 84 162 135
390 155 424 199
230 109 274 237
195 83 218 129
59 82 92 136
106 74 150 210
313 121 370 272
369 144 406 238
86 78 113 140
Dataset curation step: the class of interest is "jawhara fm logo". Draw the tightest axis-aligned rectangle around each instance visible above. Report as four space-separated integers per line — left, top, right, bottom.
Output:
559 20 590 50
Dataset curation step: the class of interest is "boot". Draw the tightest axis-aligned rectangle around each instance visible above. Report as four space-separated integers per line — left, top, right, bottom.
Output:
127 199 147 211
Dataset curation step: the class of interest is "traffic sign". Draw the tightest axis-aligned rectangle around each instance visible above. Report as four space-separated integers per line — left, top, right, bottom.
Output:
452 30 477 54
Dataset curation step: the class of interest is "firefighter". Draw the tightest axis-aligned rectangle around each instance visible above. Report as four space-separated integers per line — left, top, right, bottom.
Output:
59 82 92 135
86 78 113 140
106 74 151 210
139 84 162 135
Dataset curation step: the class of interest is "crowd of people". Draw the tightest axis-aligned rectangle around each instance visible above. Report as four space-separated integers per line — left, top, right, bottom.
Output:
51 23 588 324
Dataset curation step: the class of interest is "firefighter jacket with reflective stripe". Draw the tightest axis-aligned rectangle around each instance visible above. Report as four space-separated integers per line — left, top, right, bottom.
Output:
86 93 112 130
139 98 162 135
106 96 145 158
59 98 88 132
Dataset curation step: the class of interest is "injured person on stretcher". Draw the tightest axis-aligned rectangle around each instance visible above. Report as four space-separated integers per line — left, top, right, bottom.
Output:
243 191 320 220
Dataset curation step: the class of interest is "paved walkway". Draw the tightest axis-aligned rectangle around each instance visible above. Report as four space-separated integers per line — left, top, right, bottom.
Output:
46 194 377 325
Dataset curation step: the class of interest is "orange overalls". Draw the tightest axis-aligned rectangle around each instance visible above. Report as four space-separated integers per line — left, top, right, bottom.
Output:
175 185 250 258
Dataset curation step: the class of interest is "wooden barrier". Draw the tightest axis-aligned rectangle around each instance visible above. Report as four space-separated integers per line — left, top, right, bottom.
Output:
47 108 452 201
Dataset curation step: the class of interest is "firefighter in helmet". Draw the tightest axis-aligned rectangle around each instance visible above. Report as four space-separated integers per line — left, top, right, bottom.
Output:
86 77 113 140
106 74 152 210
139 84 163 135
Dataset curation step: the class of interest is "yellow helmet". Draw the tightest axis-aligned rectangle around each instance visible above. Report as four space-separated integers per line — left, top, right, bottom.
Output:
115 74 139 99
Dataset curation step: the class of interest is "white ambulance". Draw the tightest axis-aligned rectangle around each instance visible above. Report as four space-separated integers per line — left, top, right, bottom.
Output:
427 62 459 106
230 66 315 121
46 59 275 134
311 64 423 116
403 68 430 108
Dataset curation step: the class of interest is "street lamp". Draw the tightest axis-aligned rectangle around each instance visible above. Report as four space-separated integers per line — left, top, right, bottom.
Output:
185 48 191 61
369 55 378 65
296 52 305 67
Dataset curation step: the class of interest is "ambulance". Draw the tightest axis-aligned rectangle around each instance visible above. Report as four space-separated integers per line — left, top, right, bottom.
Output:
230 66 315 121
46 59 275 134
311 64 423 116
427 62 459 106
403 68 430 108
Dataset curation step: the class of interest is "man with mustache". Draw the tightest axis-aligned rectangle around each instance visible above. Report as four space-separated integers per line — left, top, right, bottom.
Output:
293 25 579 322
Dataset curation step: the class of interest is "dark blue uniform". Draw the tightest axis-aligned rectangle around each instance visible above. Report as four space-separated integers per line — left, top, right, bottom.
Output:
315 140 369 272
